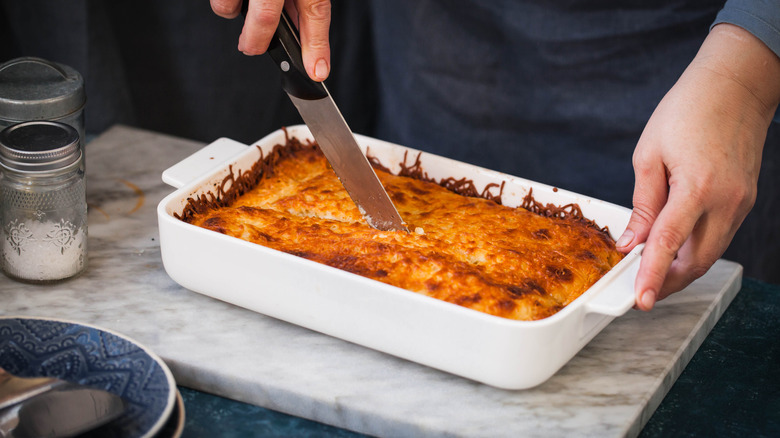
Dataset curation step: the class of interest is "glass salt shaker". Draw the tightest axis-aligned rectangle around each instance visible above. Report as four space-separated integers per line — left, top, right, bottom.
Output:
0 121 87 282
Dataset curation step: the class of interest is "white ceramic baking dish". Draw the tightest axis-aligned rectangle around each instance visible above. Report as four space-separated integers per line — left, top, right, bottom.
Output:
157 125 642 390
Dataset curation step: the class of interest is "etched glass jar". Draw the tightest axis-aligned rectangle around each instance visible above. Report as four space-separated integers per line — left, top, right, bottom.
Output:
0 121 87 282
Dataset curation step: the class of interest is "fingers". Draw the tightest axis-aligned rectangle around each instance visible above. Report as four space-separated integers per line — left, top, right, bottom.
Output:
625 159 755 311
616 153 669 254
217 0 331 81
634 186 702 311
211 0 243 18
297 0 332 81
660 221 717 299
659 190 748 300
239 0 284 55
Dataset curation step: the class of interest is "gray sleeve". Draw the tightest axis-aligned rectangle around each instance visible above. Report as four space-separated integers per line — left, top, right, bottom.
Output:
712 0 780 58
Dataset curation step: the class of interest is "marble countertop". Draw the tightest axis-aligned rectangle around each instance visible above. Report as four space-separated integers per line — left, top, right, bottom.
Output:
0 125 743 437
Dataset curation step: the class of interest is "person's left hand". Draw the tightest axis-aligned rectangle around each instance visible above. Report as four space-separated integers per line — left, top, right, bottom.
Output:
616 24 780 310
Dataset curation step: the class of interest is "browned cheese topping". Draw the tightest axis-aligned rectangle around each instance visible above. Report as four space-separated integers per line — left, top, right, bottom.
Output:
179 134 624 321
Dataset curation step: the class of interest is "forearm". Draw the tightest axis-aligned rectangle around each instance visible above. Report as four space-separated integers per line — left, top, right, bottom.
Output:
694 23 780 127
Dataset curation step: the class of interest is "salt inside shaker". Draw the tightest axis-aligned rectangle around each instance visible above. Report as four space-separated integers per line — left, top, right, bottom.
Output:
0 121 87 282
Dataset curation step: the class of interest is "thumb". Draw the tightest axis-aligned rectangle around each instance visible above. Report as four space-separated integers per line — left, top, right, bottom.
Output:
616 202 656 253
617 154 669 253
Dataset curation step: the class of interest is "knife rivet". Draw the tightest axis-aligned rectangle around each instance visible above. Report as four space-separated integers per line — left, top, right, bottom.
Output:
280 61 290 72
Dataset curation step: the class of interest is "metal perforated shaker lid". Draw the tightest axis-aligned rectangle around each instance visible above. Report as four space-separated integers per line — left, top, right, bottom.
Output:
0 121 81 172
0 57 86 122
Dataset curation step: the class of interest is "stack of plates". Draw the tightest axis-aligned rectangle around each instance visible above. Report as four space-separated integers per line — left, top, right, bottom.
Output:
0 316 184 438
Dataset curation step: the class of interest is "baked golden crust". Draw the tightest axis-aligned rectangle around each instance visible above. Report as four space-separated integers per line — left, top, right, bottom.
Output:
184 139 623 321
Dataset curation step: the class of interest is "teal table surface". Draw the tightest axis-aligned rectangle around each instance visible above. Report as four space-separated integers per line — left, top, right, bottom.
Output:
176 277 779 437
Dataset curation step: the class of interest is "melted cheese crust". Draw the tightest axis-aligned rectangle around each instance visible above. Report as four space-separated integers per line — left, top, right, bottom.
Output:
186 147 623 321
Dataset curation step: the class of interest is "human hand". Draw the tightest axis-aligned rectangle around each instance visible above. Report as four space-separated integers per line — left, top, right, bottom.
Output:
210 0 332 81
616 24 780 311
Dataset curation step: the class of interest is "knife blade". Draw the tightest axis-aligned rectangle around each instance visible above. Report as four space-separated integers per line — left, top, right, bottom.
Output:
0 385 126 438
258 9 407 232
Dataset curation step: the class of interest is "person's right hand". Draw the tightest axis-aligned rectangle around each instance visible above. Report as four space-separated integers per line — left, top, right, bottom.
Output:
210 0 332 82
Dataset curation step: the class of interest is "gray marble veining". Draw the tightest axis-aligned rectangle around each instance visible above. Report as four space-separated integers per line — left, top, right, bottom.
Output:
0 125 742 437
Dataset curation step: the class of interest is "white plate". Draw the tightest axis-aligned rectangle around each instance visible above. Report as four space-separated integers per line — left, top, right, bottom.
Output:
0 316 177 437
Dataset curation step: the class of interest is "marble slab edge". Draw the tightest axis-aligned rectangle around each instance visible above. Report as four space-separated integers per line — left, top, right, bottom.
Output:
625 263 742 438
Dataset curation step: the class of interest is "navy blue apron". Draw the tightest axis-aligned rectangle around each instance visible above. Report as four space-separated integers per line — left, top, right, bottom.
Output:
367 0 723 208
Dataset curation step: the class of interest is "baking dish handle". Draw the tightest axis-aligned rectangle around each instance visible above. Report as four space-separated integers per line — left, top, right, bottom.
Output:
162 138 249 189
583 244 644 317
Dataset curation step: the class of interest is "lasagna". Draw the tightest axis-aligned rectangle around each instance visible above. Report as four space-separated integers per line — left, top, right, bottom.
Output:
178 133 623 321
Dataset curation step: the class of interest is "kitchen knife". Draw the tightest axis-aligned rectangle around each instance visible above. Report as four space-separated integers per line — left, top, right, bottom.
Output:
244 6 407 232
0 385 126 438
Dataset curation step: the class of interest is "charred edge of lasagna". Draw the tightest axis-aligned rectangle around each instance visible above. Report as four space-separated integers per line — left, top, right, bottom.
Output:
368 150 505 205
175 127 317 223
176 129 611 237
369 149 610 236
521 188 611 235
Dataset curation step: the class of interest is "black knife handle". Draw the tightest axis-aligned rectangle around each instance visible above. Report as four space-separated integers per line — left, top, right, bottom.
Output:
269 11 329 100
240 2 328 100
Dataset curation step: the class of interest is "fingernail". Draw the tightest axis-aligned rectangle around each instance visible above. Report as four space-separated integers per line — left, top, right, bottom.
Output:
641 289 656 311
314 59 329 80
615 229 634 248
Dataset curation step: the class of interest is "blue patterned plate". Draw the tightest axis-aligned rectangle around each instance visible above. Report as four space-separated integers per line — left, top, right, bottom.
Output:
0 317 176 438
